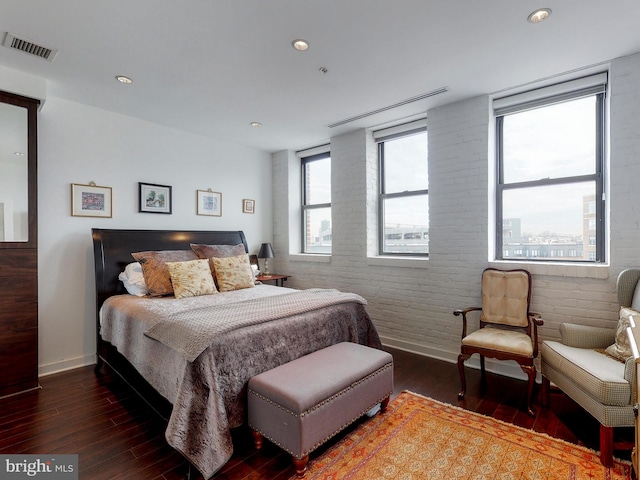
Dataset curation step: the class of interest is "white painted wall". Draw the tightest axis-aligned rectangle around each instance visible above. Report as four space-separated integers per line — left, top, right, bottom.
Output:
272 51 640 378
2 48 638 381
33 96 272 375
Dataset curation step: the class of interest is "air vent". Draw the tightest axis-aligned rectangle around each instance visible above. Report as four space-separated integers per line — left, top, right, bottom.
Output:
327 87 448 128
3 32 58 62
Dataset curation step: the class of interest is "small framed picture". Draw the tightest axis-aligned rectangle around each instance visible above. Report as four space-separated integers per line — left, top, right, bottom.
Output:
197 189 222 216
139 182 172 214
242 198 255 214
71 183 112 218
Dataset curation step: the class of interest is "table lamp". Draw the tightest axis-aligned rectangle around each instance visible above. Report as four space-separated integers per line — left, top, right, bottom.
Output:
258 243 275 277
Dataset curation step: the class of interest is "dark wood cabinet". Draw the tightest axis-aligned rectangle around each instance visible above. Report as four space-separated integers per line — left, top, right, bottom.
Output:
0 91 39 398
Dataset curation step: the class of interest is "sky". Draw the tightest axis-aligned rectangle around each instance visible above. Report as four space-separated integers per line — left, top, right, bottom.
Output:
502 96 597 236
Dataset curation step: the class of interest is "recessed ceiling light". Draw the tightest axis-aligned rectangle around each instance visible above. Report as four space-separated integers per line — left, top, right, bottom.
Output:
115 75 133 84
250 122 262 128
14 152 24 156
528 8 551 23
292 39 309 51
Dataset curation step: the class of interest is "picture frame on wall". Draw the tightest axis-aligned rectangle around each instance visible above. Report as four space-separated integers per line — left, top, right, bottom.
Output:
242 198 255 214
139 182 172 214
197 189 222 216
71 183 112 218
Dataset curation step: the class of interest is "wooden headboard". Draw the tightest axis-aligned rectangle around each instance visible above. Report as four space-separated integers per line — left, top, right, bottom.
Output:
92 228 248 313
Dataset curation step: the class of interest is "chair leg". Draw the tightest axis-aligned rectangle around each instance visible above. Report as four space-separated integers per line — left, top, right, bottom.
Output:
600 424 614 467
520 365 536 416
480 355 486 385
457 353 470 399
541 376 550 407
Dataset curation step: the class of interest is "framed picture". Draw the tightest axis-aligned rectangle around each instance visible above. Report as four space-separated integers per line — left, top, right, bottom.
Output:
197 189 222 216
139 182 172 214
242 198 255 214
71 183 112 218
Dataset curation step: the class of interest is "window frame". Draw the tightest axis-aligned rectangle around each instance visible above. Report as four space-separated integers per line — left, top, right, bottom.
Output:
377 126 429 257
495 84 606 263
301 151 331 254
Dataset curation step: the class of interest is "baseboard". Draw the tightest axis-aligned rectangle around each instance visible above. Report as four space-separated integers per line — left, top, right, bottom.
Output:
380 335 530 382
36 339 535 382
38 354 96 377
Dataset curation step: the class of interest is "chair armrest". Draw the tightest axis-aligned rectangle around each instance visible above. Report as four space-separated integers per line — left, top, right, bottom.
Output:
530 312 543 326
559 323 615 349
453 307 482 317
453 307 481 340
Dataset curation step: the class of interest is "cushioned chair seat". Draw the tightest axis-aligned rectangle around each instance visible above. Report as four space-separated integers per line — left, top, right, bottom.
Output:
462 327 534 356
542 340 630 406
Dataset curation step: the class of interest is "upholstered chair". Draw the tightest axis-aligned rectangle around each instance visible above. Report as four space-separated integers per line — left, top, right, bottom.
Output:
454 268 543 416
541 268 640 467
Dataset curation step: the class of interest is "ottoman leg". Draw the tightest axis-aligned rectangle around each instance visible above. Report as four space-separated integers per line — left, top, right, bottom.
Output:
380 396 390 413
293 455 309 478
252 430 263 450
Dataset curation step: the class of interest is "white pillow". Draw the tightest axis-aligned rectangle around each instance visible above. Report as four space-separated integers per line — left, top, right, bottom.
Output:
118 262 148 296
251 263 260 282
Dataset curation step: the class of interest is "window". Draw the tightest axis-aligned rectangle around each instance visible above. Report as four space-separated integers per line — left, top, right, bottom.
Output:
377 126 428 255
495 74 606 262
301 152 331 253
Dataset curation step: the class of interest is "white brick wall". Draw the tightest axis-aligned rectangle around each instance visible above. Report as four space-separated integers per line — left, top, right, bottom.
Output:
271 51 640 376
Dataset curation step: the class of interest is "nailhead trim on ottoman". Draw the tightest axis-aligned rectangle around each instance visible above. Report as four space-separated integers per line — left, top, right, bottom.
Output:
248 342 394 477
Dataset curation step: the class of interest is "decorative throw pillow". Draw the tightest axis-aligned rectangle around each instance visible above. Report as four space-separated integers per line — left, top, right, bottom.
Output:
118 262 148 296
190 243 246 261
604 307 639 361
131 250 198 297
210 254 255 292
190 243 258 284
166 259 217 299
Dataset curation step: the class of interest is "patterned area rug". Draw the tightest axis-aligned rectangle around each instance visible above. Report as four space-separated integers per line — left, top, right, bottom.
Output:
294 391 632 479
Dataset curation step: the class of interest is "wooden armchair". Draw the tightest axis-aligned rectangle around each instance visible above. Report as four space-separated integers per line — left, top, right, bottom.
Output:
454 268 543 416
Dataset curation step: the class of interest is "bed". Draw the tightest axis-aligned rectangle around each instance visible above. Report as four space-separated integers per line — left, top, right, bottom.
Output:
92 228 382 478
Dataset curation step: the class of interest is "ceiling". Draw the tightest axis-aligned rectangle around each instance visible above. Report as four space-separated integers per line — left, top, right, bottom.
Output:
1 1 639 153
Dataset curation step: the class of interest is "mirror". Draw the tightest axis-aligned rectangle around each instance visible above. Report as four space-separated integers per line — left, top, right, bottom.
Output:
0 102 28 241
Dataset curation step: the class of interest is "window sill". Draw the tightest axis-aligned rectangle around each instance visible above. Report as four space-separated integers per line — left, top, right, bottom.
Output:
367 256 429 268
489 260 609 279
288 253 331 264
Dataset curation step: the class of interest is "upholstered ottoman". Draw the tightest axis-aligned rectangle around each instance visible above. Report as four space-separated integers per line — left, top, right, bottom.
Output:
248 342 394 477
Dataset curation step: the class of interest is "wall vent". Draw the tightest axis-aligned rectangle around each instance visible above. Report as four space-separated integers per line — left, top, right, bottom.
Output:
3 32 58 62
327 87 448 128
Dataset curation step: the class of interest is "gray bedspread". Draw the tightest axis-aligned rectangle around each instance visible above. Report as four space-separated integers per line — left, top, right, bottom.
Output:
99 285 381 479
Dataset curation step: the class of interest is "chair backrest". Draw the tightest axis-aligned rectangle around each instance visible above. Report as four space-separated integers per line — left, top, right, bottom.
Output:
480 268 531 328
617 269 640 309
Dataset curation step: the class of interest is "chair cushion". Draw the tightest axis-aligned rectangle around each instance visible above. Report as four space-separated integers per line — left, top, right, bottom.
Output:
462 327 533 356
481 269 530 327
541 340 630 406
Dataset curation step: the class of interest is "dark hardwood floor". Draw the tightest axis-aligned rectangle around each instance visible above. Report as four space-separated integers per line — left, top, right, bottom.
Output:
0 347 632 479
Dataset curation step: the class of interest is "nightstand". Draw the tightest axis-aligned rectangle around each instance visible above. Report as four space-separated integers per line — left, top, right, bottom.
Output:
256 274 289 287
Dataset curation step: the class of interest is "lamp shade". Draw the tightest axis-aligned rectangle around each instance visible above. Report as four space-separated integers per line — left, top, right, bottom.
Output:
258 243 275 259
